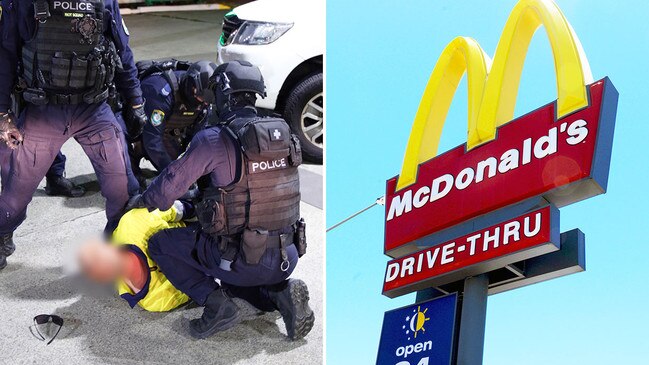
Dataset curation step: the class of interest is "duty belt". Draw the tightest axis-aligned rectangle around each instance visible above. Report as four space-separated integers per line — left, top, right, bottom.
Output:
267 231 294 272
23 88 109 105
218 226 296 272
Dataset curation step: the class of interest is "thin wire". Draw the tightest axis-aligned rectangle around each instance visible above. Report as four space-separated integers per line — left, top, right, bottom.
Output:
326 196 385 232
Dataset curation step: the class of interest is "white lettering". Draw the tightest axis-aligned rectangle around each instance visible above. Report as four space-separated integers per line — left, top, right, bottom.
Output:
523 212 542 237
400 257 415 278
483 227 500 251
534 127 557 158
498 148 519 173
441 242 456 265
386 123 583 220
455 167 475 190
502 221 520 245
522 137 532 164
467 233 481 255
426 247 440 269
475 157 497 183
396 341 433 359
566 119 588 145
53 1 94 11
251 158 287 172
430 174 453 202
413 186 430 209
387 190 413 221
385 263 400 282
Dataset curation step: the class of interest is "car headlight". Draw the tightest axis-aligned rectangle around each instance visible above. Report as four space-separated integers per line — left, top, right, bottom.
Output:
231 21 293 45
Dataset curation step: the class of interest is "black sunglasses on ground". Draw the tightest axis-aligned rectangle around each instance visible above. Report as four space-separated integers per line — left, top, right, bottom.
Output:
29 314 64 345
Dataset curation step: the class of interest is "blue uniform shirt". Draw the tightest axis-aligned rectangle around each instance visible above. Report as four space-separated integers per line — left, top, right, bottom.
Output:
141 70 191 170
0 0 143 113
140 109 258 210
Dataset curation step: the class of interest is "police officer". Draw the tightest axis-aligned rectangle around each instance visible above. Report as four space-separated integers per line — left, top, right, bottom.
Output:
131 61 314 340
44 152 86 197
0 0 147 270
132 60 217 177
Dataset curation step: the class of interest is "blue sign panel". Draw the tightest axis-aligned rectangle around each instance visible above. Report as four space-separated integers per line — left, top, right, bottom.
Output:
377 293 457 365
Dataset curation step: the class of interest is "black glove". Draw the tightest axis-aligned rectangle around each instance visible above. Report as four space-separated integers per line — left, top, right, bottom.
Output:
0 113 23 149
125 194 154 212
123 103 147 142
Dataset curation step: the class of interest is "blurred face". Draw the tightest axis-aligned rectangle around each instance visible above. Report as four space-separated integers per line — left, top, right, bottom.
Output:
77 238 124 284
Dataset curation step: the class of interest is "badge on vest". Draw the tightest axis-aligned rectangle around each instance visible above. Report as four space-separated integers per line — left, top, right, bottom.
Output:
151 110 165 126
249 158 288 174
270 128 283 141
0 5 3 22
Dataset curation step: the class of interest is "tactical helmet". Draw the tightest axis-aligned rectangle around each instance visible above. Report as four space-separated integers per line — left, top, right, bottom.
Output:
210 60 266 118
180 61 218 108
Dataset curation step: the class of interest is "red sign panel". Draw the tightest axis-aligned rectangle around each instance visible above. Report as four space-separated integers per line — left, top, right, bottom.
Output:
384 79 616 256
383 206 558 298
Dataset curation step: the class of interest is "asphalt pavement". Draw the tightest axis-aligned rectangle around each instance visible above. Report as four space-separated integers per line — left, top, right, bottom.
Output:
0 9 323 365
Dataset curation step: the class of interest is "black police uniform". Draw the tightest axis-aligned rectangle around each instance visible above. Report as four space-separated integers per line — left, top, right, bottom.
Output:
0 0 143 234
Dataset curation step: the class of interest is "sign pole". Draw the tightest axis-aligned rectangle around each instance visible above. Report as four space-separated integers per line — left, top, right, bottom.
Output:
456 274 489 365
415 287 445 302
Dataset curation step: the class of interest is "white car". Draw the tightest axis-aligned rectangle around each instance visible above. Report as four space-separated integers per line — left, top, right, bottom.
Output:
216 0 324 162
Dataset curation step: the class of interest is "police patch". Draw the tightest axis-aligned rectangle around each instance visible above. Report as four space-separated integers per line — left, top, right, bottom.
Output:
151 110 165 126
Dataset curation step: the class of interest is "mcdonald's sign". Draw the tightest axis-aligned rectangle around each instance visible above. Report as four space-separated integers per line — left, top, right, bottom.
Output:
384 0 618 257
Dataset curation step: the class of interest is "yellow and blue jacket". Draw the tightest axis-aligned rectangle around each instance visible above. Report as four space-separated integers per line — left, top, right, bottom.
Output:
112 207 189 312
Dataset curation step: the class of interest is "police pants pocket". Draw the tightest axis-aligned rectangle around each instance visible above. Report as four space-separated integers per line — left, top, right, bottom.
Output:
11 141 38 178
78 129 116 163
50 57 71 88
241 229 269 265
69 58 89 89
196 200 226 234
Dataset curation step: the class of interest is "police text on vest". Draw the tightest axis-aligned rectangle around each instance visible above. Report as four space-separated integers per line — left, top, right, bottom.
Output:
251 158 287 173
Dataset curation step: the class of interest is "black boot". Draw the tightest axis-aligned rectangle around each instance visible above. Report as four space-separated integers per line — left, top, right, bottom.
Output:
267 279 315 340
189 289 241 339
0 233 15 270
45 175 86 198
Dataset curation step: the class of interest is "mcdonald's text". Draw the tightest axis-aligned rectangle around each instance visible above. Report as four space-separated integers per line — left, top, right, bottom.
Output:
387 120 586 222
384 79 616 256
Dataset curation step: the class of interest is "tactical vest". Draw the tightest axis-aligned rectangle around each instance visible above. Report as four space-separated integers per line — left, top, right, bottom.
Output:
197 117 303 266
21 0 117 105
162 105 203 160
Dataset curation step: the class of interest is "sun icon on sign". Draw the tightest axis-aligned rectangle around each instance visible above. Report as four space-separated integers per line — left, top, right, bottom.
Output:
406 306 429 339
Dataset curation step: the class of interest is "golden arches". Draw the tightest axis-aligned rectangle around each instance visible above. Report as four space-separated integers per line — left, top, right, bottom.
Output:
396 0 592 191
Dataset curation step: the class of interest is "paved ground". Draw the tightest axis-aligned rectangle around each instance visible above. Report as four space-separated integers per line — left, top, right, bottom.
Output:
0 10 323 365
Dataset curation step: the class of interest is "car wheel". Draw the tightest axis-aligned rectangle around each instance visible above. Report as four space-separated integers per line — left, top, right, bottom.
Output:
283 73 323 163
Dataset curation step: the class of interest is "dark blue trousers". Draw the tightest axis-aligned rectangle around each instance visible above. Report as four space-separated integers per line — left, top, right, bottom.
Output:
46 152 66 178
148 225 299 309
43 116 137 192
0 102 130 233
114 112 143 195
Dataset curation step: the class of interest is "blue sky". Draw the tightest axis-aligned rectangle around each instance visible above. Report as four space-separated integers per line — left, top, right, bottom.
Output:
326 0 649 364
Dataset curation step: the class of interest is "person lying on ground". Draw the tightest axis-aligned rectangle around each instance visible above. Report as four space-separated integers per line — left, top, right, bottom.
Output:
76 204 282 323
77 203 191 312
